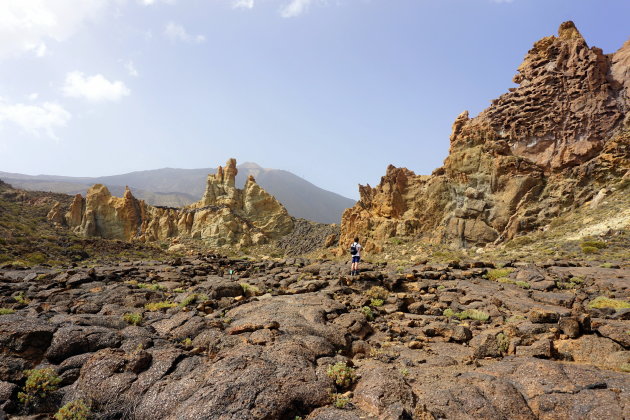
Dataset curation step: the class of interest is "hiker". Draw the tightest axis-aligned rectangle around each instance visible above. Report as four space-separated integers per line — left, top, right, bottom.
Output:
350 237 362 276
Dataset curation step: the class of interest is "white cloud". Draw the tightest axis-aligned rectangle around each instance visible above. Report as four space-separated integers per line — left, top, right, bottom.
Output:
27 93 39 100
0 98 71 139
0 0 111 59
491 0 514 3
62 71 130 102
280 0 315 18
164 22 205 43
233 0 254 9
138 0 176 5
125 60 139 77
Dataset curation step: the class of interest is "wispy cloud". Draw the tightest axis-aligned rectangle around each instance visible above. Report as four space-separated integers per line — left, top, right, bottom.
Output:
0 0 111 59
164 22 206 43
125 60 139 77
0 98 71 140
138 0 177 5
280 0 314 18
233 0 255 9
490 0 515 3
62 71 131 102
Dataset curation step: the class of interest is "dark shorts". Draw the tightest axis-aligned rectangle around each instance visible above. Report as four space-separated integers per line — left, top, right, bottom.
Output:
352 256 361 263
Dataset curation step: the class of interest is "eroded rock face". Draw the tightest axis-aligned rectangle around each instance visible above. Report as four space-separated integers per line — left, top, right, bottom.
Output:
341 22 630 250
65 159 294 246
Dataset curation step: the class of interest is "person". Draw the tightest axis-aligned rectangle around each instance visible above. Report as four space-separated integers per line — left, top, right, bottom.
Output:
350 237 362 276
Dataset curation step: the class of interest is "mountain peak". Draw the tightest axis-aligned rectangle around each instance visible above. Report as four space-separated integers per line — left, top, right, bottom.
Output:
238 162 263 170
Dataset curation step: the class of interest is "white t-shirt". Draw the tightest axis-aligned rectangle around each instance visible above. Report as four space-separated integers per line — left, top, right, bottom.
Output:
352 242 362 257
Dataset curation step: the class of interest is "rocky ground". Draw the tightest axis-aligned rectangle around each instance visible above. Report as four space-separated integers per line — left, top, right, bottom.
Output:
1 254 628 419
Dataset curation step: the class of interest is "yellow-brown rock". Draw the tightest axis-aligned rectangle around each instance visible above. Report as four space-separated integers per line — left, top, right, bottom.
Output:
66 160 294 247
341 22 630 251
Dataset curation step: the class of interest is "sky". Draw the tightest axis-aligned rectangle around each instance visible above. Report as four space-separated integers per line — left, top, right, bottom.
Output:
0 0 628 200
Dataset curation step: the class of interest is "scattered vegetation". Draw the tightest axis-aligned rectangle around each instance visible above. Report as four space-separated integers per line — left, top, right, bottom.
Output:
122 312 143 326
179 293 209 307
580 240 607 254
486 268 514 281
181 338 193 347
587 296 630 310
365 286 388 301
620 363 630 373
144 301 177 311
54 399 91 420
361 306 374 321
496 332 509 354
557 276 584 289
330 393 351 409
137 282 165 291
370 298 384 307
18 368 62 407
240 283 261 297
0 308 15 315
326 362 356 389
14 291 30 305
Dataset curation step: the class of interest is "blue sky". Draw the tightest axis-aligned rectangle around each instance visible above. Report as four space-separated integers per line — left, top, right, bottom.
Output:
0 0 628 200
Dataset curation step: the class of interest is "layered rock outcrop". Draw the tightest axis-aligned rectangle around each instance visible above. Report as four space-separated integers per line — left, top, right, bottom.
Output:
341 22 630 251
64 159 294 246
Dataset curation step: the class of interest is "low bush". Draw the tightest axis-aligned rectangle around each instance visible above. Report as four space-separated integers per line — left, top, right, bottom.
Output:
587 296 630 310
326 362 356 389
18 368 62 407
365 286 388 300
144 301 177 311
122 312 143 326
54 399 91 420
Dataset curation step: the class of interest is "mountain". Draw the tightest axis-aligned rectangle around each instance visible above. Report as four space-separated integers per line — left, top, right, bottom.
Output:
341 21 630 252
0 162 355 224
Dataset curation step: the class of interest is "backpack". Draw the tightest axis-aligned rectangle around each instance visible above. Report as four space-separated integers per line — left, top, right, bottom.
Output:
350 243 358 255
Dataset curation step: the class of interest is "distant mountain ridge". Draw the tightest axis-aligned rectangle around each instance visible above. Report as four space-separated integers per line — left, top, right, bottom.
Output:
0 163 355 224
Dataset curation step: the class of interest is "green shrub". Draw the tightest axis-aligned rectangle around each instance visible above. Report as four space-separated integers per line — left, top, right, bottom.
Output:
331 393 351 409
365 286 388 300
54 399 91 420
179 293 209 307
620 363 630 373
137 282 165 291
326 362 356 389
443 308 456 318
486 268 514 281
496 332 509 354
18 368 62 407
581 245 599 254
181 338 193 347
370 298 384 307
0 308 15 315
14 291 30 305
144 301 177 311
361 306 374 321
240 283 260 297
581 240 607 250
587 296 630 310
122 312 143 326
464 309 490 321
25 252 47 265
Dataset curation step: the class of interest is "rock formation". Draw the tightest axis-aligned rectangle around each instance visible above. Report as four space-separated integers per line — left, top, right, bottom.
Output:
341 22 630 251
64 159 294 247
